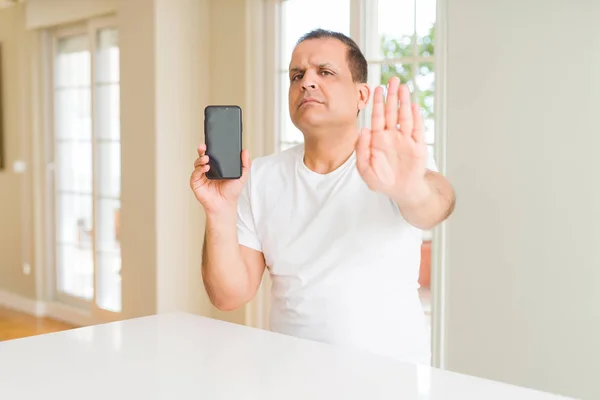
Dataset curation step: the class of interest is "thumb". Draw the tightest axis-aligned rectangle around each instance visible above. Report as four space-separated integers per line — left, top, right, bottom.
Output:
240 149 252 183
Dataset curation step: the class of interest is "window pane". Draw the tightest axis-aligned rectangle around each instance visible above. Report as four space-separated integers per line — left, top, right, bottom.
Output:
56 192 94 301
427 144 435 168
97 142 121 198
56 244 94 300
96 28 119 83
96 199 120 252
280 0 350 69
96 199 121 312
95 84 120 140
55 35 90 87
54 88 91 140
416 63 435 144
366 0 415 61
96 28 120 140
380 63 414 86
417 0 436 56
54 33 94 304
56 193 93 246
97 251 122 312
95 27 122 313
424 116 435 145
55 140 92 194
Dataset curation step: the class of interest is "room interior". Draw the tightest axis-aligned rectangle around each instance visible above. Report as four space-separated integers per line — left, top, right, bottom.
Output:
0 0 598 399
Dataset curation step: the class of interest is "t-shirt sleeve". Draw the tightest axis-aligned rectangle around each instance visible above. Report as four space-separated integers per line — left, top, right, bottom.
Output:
427 146 439 172
236 177 262 252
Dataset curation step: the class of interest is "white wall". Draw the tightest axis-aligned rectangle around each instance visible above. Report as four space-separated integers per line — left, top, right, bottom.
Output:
25 0 121 30
0 0 257 325
153 0 209 315
117 0 159 319
0 4 35 299
444 1 600 399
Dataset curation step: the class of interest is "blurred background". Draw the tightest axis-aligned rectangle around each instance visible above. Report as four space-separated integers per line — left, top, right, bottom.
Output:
0 1 598 399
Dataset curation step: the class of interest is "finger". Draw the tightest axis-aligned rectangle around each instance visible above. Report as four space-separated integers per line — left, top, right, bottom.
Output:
197 143 207 157
411 103 424 143
240 149 252 182
397 84 413 138
190 164 209 185
371 86 385 133
355 127 372 175
384 77 400 130
194 155 209 168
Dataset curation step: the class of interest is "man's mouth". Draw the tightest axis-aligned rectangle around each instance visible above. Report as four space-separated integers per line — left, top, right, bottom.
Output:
299 98 323 108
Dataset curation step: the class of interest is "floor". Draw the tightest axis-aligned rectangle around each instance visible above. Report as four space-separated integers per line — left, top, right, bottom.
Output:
0 307 75 342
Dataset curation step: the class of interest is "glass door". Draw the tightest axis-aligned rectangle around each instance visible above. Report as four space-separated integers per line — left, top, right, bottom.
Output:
51 18 122 321
93 26 122 314
53 31 94 306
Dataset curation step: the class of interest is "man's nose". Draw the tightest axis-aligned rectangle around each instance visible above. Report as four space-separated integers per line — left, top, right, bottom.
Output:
301 72 318 91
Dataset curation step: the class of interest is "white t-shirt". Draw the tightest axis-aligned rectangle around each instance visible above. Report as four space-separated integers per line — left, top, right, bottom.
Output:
237 144 437 364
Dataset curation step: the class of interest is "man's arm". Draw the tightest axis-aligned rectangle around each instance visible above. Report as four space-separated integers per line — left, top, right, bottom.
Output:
391 169 456 230
355 78 455 230
202 208 266 311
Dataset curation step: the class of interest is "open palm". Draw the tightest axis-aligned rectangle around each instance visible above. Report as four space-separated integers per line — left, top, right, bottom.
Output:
356 77 427 200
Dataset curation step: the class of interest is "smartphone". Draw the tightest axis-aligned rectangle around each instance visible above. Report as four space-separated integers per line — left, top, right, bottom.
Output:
204 105 243 180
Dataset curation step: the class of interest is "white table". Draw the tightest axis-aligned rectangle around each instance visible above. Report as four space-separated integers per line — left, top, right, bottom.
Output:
0 312 573 399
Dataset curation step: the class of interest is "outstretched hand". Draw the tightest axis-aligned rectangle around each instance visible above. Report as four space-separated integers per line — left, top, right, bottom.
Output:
356 77 429 206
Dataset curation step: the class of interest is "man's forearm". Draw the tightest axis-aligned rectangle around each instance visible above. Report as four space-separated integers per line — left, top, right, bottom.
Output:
392 170 456 230
202 209 252 310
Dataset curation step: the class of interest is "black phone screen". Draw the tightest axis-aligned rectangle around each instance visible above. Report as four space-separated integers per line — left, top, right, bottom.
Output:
204 106 242 179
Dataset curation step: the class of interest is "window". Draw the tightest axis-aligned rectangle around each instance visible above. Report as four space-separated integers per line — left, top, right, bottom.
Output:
51 19 122 315
276 0 436 157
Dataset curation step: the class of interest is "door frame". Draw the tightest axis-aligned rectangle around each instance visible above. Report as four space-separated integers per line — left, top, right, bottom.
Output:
33 14 122 326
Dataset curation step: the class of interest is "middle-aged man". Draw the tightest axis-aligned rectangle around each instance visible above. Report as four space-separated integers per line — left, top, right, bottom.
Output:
190 29 456 364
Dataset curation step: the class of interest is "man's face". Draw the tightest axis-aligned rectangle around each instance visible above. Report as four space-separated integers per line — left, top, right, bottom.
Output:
288 38 369 132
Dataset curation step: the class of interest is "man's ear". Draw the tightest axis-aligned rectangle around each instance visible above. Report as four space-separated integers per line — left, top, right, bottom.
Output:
357 83 371 112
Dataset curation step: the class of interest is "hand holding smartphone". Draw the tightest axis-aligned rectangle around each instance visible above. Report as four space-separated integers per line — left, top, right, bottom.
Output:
190 105 249 214
204 105 243 180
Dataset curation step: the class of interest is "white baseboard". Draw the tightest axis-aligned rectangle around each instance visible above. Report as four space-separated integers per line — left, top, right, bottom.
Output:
44 301 94 327
0 289 47 317
0 289 93 327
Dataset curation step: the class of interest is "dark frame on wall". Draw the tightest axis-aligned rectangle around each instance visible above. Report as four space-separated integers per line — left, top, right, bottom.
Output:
0 42 4 170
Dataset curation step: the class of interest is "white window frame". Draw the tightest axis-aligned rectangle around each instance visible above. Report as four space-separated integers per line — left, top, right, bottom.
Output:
42 15 122 325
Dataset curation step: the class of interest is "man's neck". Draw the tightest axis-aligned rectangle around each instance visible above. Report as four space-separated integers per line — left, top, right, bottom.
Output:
302 127 358 174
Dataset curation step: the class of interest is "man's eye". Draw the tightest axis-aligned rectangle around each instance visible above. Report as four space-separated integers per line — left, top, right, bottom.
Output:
291 74 303 81
320 70 333 76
